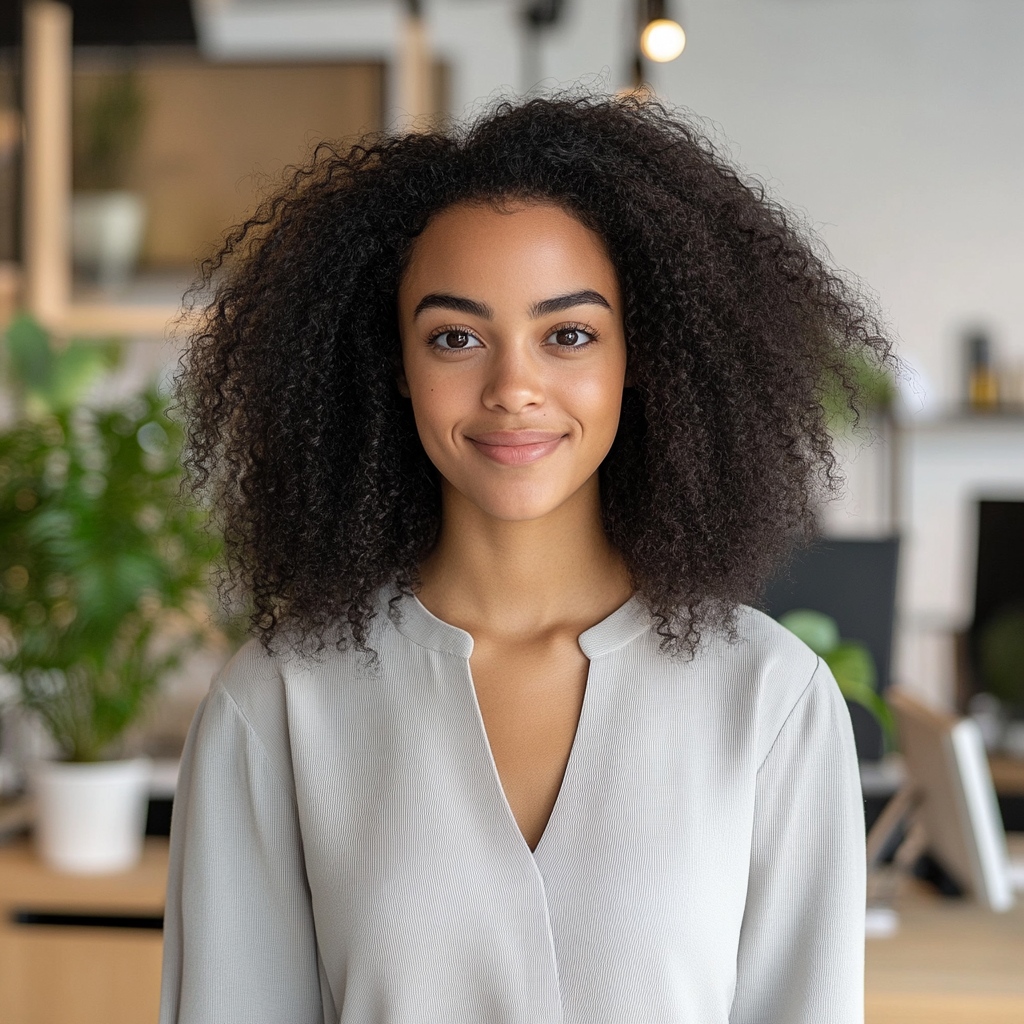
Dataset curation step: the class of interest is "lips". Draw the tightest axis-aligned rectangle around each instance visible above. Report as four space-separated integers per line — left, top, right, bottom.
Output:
467 430 567 466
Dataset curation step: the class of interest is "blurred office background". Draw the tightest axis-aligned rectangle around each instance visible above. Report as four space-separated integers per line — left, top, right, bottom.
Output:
0 2 1022 1022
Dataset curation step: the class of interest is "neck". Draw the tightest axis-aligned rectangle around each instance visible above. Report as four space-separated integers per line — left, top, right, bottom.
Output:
416 475 633 642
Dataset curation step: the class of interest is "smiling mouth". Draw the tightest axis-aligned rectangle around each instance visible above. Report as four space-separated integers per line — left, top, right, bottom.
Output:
467 430 567 466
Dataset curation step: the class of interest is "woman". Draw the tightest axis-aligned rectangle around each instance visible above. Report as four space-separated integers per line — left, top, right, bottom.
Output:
161 93 885 1024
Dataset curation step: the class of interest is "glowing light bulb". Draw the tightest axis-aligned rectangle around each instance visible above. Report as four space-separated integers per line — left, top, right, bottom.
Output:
640 18 686 62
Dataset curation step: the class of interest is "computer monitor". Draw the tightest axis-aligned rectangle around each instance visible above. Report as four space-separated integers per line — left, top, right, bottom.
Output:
886 690 1014 912
759 537 900 761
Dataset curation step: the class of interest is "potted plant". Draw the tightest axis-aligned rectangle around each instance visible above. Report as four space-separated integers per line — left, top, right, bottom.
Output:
72 70 148 288
0 314 219 873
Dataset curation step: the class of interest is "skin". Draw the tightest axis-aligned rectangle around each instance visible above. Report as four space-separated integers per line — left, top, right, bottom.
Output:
397 201 633 851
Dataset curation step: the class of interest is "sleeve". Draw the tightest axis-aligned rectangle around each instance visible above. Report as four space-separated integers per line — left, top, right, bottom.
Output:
730 659 866 1024
159 683 326 1024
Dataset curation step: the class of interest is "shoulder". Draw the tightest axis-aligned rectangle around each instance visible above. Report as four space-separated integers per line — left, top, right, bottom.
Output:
691 604 837 762
695 604 819 686
205 618 396 750
731 604 820 674
211 637 288 728
202 638 307 783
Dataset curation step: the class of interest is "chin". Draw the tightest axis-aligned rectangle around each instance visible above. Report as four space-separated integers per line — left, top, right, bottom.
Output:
463 483 575 523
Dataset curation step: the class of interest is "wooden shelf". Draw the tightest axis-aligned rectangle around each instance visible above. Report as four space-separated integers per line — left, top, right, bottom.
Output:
55 302 181 337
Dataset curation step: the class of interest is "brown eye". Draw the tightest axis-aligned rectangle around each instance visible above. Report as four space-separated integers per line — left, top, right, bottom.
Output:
549 327 593 347
433 330 480 351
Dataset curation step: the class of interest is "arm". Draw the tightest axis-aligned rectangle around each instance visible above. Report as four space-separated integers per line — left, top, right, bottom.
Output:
730 660 866 1024
159 683 325 1024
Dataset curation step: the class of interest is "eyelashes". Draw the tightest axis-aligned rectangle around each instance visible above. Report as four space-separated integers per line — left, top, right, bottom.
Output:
427 327 483 352
547 322 600 348
426 321 601 353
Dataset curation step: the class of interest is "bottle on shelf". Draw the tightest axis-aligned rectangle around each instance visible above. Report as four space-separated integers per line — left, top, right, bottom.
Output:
965 331 999 413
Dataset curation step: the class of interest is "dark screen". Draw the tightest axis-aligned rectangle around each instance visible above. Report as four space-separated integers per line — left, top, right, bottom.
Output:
759 537 901 693
973 500 1024 628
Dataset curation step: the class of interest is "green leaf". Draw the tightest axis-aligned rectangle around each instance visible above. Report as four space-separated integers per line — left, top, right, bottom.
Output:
4 315 121 415
45 341 118 412
5 313 55 394
778 611 896 747
824 641 877 693
820 348 898 434
778 608 840 656
979 603 1024 707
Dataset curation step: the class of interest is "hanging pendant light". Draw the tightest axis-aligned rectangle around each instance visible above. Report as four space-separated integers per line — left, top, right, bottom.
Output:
637 0 686 65
640 17 686 62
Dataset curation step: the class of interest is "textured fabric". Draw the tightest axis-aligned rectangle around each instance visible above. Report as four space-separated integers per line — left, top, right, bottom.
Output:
160 592 865 1024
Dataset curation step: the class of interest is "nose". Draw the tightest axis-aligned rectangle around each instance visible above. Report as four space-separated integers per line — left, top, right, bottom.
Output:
481 343 545 415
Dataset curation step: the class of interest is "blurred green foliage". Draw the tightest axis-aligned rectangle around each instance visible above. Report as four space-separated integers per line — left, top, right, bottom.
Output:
820 348 898 434
979 603 1024 709
779 607 895 745
73 71 146 191
0 314 220 761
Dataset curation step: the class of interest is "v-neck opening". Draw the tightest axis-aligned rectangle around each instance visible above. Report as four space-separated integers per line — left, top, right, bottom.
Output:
463 655 595 859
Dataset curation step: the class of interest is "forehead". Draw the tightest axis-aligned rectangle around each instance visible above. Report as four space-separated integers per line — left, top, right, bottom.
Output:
399 201 619 307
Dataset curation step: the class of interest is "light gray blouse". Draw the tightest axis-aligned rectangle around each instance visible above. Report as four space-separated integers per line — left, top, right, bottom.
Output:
160 592 865 1024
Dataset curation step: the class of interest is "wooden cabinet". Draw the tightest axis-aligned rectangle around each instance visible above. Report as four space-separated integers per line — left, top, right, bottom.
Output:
0 838 168 1024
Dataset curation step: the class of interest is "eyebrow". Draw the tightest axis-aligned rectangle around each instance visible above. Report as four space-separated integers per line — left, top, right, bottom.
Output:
413 293 494 319
412 288 613 321
529 290 613 318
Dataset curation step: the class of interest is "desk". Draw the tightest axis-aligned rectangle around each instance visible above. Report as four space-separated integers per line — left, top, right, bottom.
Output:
866 834 1024 1024
990 756 1024 796
0 838 168 1024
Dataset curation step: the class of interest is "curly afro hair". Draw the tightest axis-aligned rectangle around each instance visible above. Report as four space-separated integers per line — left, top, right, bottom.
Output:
178 91 892 656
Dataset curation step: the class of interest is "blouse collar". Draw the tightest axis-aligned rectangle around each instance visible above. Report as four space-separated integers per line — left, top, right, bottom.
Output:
384 589 652 660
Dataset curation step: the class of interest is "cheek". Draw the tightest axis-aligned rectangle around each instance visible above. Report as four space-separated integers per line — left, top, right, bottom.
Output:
564 362 626 439
406 365 472 452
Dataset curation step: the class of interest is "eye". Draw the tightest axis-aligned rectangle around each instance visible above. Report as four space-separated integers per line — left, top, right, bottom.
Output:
430 329 483 351
546 326 596 348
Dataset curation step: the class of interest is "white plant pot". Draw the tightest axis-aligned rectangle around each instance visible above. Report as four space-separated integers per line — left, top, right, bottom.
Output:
71 190 147 288
31 758 151 875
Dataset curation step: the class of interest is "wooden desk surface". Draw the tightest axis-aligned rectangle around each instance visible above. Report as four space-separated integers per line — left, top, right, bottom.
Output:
0 838 169 914
990 756 1024 796
866 834 1024 1024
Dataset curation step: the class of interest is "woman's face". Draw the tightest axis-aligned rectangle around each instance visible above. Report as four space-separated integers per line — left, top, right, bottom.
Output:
397 201 627 523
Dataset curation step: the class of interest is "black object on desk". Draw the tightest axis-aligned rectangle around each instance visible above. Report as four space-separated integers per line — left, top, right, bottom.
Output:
145 797 173 837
